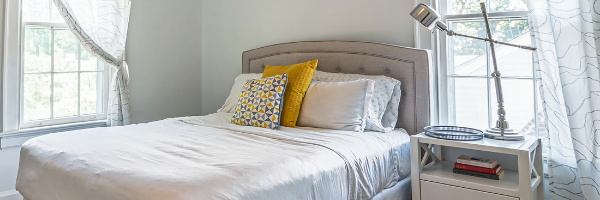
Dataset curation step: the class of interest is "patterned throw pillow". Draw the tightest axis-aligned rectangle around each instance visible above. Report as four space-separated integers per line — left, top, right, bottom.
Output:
232 73 288 129
312 71 401 132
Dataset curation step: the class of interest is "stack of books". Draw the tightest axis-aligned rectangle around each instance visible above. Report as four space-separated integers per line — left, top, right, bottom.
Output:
453 155 505 180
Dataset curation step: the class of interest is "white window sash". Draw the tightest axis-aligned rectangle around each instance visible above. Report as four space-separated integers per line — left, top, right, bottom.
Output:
3 0 110 131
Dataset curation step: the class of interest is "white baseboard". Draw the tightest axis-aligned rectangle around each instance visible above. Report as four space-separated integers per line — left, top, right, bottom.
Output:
0 190 18 199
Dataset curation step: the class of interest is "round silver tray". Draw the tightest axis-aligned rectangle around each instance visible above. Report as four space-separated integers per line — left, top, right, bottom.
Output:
424 126 484 141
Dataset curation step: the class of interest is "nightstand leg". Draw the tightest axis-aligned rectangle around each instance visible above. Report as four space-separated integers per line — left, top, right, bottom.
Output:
518 150 533 200
534 141 544 200
411 137 421 200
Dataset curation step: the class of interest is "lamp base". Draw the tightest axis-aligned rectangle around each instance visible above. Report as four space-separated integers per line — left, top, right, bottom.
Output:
484 128 525 141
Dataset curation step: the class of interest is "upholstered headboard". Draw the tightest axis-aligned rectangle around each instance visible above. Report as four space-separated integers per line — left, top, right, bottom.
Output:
242 41 431 135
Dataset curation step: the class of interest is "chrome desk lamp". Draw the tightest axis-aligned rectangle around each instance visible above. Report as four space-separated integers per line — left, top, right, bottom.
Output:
410 2 536 141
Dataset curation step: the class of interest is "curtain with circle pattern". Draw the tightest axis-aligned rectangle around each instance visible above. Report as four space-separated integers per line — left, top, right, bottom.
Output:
528 0 600 199
52 0 132 126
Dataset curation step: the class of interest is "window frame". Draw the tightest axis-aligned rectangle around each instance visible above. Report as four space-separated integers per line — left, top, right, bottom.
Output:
3 0 109 132
436 0 542 137
19 22 109 129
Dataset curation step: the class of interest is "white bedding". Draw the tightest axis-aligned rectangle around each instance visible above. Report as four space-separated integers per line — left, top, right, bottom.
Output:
16 113 411 200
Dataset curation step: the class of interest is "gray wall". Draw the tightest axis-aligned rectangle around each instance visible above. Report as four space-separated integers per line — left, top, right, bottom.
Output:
201 0 415 114
127 0 203 123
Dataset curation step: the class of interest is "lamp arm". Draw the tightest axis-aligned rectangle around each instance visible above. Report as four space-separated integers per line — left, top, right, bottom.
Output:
445 31 537 51
493 40 536 51
446 30 488 41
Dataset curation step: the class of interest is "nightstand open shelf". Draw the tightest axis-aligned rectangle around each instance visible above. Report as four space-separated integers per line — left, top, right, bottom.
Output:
411 133 544 200
421 161 520 197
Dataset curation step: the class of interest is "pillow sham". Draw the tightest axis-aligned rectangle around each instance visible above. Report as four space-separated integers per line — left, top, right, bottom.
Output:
262 60 318 128
231 73 288 129
381 82 402 128
312 71 401 132
297 79 375 132
218 73 263 113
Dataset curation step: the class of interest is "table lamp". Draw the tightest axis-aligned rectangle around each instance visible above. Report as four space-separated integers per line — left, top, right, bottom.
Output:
410 2 537 141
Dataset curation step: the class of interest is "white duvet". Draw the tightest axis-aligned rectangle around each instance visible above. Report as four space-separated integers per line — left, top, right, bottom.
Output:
16 113 410 200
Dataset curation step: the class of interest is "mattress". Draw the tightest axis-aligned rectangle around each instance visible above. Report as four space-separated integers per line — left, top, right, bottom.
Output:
16 113 411 200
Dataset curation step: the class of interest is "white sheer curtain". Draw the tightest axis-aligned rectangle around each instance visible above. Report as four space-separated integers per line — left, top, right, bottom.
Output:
528 0 600 199
53 0 132 126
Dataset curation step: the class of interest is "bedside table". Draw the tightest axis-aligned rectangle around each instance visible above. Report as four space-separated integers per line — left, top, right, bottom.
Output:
411 133 543 200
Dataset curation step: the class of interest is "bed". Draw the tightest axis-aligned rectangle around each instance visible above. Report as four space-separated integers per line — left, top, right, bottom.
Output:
16 41 432 200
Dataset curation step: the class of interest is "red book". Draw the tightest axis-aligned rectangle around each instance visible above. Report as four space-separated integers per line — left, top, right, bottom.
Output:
454 163 501 175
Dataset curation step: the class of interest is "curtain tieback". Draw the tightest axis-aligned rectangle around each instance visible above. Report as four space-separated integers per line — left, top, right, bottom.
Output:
112 61 130 80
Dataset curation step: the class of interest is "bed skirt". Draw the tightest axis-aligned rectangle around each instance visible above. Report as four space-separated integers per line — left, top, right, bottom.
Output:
23 176 411 200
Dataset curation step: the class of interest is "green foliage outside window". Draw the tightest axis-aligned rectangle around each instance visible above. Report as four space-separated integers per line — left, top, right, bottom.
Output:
453 20 529 56
23 27 102 121
449 0 529 56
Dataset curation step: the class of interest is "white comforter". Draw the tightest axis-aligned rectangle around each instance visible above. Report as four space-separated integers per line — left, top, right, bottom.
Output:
16 113 410 200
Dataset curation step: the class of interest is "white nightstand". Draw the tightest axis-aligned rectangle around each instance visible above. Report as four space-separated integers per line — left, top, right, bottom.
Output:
411 133 543 200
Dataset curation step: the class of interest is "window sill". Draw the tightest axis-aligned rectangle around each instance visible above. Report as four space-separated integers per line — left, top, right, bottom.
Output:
0 120 107 150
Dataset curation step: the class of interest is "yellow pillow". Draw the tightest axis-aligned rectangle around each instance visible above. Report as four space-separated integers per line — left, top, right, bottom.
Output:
262 60 318 127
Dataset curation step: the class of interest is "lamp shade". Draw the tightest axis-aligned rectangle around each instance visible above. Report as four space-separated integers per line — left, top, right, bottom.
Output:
410 3 441 31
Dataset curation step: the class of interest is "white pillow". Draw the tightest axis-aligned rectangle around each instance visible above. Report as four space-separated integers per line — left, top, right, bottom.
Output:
297 80 375 132
218 73 263 113
312 71 401 132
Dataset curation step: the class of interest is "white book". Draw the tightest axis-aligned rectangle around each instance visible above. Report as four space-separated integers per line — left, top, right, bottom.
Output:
457 155 497 168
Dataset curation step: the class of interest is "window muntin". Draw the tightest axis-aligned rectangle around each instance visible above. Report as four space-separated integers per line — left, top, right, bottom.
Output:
443 0 545 139
19 0 108 128
447 0 528 15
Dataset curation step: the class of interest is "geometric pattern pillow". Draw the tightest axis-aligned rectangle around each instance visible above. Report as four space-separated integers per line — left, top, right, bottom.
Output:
232 73 288 129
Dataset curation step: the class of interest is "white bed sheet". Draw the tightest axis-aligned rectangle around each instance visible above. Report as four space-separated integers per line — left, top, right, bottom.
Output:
16 113 411 200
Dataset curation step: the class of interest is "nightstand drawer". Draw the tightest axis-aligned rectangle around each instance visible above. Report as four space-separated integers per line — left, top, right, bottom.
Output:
421 180 518 200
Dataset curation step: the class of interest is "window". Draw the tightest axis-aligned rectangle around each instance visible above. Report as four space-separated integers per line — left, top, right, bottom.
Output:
3 0 109 131
438 0 546 139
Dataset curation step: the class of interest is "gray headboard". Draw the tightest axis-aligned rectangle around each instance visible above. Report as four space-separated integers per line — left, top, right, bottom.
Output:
242 41 431 135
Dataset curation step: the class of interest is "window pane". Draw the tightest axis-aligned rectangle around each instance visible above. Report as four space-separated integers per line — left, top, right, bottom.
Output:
51 3 65 23
448 0 483 15
54 29 79 71
80 48 102 71
24 74 51 121
453 78 489 130
490 0 527 12
54 73 78 117
493 48 533 77
451 21 488 76
80 72 103 115
22 0 49 22
24 28 52 72
490 79 534 133
491 19 532 77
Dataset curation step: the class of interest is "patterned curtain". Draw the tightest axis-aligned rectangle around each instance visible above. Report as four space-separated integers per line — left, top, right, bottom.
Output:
53 0 132 126
528 0 600 199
